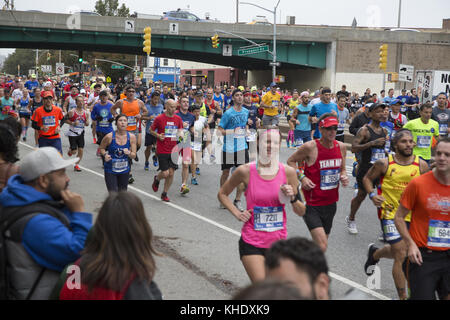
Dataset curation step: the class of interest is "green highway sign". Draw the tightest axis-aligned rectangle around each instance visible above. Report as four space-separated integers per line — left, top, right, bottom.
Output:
111 64 125 69
238 45 269 56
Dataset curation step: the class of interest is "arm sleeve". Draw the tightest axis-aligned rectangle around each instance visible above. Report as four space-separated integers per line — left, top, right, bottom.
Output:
22 211 93 272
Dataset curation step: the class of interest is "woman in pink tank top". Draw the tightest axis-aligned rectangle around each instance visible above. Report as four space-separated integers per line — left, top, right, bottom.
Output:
218 129 305 282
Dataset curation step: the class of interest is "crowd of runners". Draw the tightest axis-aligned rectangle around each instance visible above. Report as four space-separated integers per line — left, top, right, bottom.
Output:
0 73 449 300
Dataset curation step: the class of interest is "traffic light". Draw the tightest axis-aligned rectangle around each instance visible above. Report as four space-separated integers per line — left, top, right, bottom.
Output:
143 26 152 55
211 34 219 48
379 44 388 70
78 50 83 63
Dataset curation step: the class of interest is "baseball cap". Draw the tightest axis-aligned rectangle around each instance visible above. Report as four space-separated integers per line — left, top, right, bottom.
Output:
251 86 257 91
31 74 36 78
269 82 277 88
238 85 245 91
369 103 387 112
389 99 403 106
41 91 53 98
19 147 79 182
319 116 339 128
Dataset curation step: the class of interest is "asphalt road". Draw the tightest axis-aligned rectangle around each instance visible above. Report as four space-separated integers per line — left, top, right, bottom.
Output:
17 127 399 300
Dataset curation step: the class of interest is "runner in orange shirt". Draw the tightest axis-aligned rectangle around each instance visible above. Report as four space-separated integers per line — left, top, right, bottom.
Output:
395 137 450 300
31 91 64 153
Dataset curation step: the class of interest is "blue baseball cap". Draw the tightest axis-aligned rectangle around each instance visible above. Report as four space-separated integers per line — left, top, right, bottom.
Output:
269 82 277 87
389 99 403 106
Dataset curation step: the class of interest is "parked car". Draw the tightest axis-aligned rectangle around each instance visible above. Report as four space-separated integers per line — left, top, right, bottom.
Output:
162 9 207 22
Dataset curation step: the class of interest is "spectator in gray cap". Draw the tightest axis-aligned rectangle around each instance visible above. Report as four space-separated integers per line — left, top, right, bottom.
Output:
0 147 92 299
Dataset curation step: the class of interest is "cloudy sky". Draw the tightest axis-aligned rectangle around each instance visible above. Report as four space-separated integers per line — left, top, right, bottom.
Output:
1 0 449 56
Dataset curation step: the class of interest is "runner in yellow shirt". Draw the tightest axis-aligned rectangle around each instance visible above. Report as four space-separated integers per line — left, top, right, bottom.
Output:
261 82 281 126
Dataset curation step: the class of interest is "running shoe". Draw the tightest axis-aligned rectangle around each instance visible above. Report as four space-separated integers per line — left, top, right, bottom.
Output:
153 155 158 167
180 184 190 194
93 137 97 144
161 192 170 202
191 177 198 185
74 164 82 172
364 243 380 276
196 167 200 175
144 161 150 171
234 199 244 212
67 149 73 157
346 216 358 234
96 148 101 157
128 175 134 184
152 176 160 192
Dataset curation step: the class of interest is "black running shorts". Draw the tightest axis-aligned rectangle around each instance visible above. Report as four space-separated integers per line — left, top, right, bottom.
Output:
303 203 337 235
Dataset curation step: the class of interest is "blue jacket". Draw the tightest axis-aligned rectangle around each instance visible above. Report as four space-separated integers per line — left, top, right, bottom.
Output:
0 175 92 272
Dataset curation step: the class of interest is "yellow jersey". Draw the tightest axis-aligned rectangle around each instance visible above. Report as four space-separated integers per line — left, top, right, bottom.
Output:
378 154 421 222
262 91 281 117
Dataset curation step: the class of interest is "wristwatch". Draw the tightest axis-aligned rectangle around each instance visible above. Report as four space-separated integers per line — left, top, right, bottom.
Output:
369 191 377 200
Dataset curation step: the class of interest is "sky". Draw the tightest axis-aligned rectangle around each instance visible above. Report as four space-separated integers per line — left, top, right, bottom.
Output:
1 0 449 56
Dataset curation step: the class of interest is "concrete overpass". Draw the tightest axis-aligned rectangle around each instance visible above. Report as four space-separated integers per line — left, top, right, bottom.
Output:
1 10 449 91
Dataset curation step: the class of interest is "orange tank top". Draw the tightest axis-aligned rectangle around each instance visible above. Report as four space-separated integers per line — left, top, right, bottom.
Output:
122 99 140 131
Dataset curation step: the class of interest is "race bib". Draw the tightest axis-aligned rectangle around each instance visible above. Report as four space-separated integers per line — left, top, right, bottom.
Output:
75 119 85 129
271 100 279 108
235 126 246 139
42 116 56 127
99 118 109 127
294 138 303 148
320 169 340 190
127 116 136 127
417 135 431 148
439 123 448 136
20 106 29 113
338 122 345 131
111 158 128 173
246 131 257 142
427 220 450 248
254 206 284 232
371 148 386 163
382 219 401 242
191 141 202 151
165 125 177 139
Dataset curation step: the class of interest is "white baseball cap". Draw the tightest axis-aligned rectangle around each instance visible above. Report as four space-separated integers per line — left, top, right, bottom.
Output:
19 147 79 182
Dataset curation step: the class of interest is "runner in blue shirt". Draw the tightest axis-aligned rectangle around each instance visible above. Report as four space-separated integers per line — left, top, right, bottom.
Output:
91 90 114 162
309 87 338 139
142 91 164 171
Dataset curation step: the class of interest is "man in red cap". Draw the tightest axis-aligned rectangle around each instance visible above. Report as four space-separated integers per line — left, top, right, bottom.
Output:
31 90 64 154
287 113 349 252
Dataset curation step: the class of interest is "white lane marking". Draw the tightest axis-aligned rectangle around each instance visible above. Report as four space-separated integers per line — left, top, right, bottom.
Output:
19 142 389 300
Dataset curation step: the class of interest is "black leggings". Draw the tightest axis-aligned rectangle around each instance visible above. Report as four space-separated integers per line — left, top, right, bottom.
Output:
104 172 129 192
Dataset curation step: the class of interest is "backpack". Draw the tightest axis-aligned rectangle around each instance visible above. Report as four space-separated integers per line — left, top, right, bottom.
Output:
0 200 70 299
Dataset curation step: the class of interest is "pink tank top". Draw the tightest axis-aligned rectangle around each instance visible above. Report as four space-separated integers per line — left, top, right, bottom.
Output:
242 162 287 248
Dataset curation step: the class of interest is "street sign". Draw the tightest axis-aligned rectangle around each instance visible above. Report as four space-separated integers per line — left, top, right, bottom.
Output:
399 64 414 82
143 67 155 74
28 69 35 75
269 62 281 67
106 76 112 83
41 65 52 73
144 74 154 80
73 63 89 73
223 44 232 57
125 20 135 32
169 23 179 35
238 45 269 56
55 63 64 75
111 64 125 70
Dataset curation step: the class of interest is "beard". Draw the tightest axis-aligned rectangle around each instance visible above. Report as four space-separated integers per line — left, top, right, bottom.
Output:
396 148 413 157
46 179 68 201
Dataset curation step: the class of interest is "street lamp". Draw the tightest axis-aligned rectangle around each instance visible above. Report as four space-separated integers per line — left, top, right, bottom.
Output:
240 0 280 83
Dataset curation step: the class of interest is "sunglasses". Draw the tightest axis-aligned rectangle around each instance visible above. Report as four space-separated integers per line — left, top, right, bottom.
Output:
127 90 136 93
322 126 338 131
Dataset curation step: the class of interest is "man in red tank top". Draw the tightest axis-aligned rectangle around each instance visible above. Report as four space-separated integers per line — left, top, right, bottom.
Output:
288 114 349 252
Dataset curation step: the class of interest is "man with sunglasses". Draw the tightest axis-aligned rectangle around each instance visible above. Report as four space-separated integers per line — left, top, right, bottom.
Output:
287 114 349 252
111 85 148 183
31 91 64 154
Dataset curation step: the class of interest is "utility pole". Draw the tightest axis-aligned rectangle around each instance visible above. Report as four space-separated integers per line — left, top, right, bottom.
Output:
236 0 239 23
